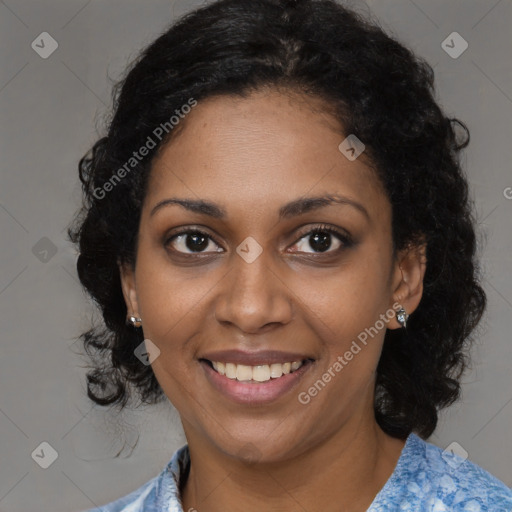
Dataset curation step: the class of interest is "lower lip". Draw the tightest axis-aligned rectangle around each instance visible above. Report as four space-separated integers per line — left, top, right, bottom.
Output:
201 360 313 405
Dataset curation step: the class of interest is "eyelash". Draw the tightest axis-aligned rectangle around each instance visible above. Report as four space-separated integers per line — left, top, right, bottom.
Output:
164 224 353 257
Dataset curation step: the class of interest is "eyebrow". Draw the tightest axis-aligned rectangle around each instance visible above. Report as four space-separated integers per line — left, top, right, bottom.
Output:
149 194 370 221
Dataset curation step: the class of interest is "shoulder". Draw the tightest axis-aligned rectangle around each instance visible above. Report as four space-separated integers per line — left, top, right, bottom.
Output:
419 435 512 511
81 444 189 512
370 433 512 512
86 475 160 512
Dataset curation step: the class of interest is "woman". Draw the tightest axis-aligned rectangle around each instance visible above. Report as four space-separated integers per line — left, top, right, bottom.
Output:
70 0 512 510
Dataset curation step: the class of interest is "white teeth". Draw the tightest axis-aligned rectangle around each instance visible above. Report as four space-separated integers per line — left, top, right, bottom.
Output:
269 363 283 378
210 360 305 382
236 364 253 381
253 365 271 382
212 361 225 375
225 363 237 379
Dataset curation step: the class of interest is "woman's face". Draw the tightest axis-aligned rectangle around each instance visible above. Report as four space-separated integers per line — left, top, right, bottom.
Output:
121 87 414 462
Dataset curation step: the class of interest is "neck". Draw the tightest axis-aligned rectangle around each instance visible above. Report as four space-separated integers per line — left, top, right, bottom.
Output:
181 412 406 512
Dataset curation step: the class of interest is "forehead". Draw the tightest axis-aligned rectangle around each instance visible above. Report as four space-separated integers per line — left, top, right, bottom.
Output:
145 88 387 221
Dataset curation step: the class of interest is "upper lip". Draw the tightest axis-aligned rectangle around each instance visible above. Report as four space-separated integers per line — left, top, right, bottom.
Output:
200 349 314 366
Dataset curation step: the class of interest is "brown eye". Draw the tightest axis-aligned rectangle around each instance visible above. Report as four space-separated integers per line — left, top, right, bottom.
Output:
290 225 353 254
165 229 223 254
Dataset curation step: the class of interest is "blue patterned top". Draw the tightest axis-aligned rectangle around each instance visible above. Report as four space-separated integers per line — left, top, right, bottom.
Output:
86 432 512 511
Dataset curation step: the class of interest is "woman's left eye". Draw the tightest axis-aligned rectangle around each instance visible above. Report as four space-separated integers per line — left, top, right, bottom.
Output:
291 226 351 254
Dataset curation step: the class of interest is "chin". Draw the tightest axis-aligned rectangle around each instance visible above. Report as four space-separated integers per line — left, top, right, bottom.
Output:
216 433 304 466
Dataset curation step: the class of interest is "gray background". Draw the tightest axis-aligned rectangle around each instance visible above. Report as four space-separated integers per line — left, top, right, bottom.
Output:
0 0 511 510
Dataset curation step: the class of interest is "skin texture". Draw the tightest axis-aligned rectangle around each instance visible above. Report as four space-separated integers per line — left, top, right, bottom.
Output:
120 87 427 512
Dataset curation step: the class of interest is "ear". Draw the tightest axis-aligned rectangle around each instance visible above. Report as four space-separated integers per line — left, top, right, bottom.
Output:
388 239 427 329
118 260 140 320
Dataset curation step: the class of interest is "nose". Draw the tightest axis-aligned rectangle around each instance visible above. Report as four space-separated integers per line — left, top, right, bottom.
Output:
214 249 293 334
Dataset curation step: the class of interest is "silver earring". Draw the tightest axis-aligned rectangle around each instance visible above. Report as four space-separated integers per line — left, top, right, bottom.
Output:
127 315 142 328
396 307 409 328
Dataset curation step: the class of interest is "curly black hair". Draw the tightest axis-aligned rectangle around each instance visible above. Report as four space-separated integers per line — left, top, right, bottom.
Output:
68 0 486 440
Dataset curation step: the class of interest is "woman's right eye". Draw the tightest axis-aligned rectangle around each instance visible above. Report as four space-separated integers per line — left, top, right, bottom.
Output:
165 229 224 255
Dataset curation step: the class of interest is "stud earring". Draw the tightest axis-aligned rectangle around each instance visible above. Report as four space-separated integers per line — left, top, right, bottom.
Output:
396 307 409 328
127 315 142 328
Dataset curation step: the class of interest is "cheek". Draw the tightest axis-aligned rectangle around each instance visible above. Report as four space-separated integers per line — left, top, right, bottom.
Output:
134 257 209 408
294 251 393 399
133 239 215 343
297 250 392 338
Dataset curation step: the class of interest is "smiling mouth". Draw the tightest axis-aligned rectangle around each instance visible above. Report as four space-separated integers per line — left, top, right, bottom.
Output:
201 359 312 383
